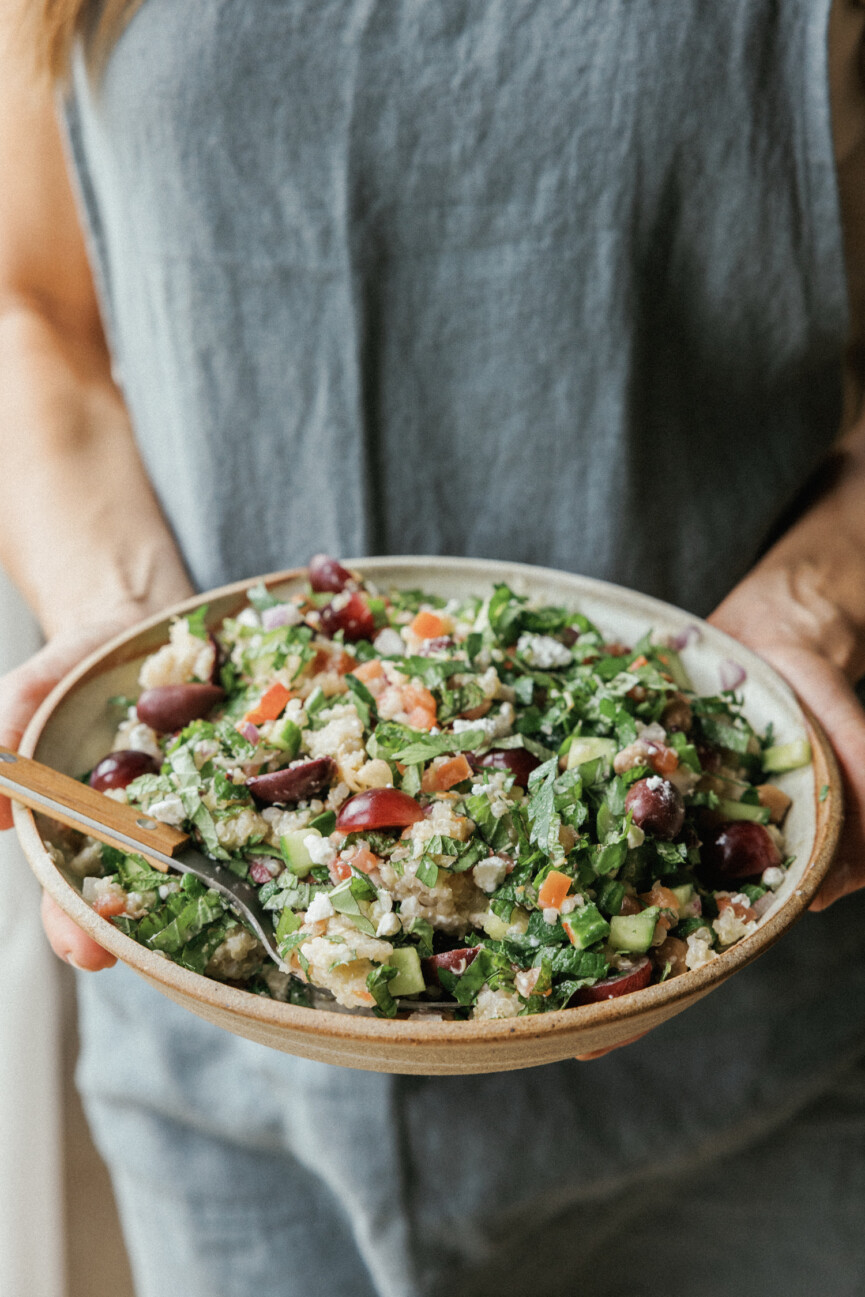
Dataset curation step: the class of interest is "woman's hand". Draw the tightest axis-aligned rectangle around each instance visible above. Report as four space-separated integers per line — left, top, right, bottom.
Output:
710 567 865 911
0 618 149 969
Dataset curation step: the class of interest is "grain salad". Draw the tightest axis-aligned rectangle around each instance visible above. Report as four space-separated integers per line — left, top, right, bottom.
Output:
71 556 812 1019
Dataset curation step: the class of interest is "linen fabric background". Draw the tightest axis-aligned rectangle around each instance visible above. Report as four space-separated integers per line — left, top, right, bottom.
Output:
54 1 865 1293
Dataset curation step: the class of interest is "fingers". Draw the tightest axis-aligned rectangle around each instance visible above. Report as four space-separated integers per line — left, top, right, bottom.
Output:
40 891 116 971
575 1030 648 1061
0 621 130 832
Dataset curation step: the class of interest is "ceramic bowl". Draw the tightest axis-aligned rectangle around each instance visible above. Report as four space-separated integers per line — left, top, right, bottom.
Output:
15 558 842 1074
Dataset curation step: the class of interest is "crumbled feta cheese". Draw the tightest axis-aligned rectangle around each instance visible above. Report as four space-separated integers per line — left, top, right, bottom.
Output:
375 912 402 938
685 927 717 970
645 775 665 791
635 721 666 744
542 907 560 925
236 608 261 628
712 905 754 947
560 895 583 915
762 866 785 890
113 714 163 760
138 615 216 688
472 856 509 894
373 627 405 657
147 793 187 826
304 834 337 867
516 633 573 670
305 892 336 923
452 702 515 741
473 986 522 1020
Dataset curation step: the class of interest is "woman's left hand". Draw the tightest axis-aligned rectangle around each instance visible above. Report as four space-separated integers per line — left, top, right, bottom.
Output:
710 568 865 911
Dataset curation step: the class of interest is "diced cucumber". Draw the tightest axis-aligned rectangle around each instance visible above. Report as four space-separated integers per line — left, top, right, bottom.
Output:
670 884 694 918
480 909 512 941
715 797 771 825
280 828 319 876
385 947 426 997
609 906 660 953
270 718 302 757
656 646 692 691
507 906 530 935
567 736 617 771
562 902 611 950
761 739 812 774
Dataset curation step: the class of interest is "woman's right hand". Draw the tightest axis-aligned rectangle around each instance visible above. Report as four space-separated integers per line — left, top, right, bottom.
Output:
0 618 165 970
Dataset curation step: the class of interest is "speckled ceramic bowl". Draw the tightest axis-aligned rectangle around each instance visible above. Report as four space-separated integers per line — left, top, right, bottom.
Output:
15 558 842 1074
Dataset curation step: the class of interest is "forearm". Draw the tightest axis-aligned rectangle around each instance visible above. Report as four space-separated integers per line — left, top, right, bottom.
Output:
713 419 865 682
0 296 192 636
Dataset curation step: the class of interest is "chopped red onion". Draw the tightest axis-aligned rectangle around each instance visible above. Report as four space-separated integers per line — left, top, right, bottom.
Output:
248 856 283 885
670 624 701 651
719 659 747 691
238 721 260 745
752 892 775 919
261 603 301 631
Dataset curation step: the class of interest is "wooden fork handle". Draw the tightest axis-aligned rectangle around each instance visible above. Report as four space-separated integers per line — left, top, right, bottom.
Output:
0 748 190 869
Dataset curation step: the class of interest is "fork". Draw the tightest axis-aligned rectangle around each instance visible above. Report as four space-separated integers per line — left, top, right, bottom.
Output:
0 748 454 1013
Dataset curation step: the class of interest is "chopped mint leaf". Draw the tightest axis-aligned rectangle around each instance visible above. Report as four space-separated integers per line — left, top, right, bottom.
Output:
186 605 210 640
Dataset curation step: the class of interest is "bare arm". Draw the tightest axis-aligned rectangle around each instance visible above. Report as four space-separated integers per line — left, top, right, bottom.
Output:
0 15 192 965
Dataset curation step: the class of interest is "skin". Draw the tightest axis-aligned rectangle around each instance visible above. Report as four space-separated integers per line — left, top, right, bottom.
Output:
0 12 864 1049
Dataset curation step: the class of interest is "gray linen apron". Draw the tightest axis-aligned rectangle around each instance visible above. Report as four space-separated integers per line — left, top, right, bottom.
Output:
64 3 865 1293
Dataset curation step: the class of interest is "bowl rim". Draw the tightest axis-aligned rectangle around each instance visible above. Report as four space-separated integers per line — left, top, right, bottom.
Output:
15 557 844 1048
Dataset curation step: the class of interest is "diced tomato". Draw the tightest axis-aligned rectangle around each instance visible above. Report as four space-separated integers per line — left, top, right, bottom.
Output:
346 846 381 875
353 659 386 684
243 682 293 726
403 683 437 713
410 610 447 639
406 706 437 731
537 869 572 910
629 654 649 670
329 858 353 883
422 754 472 793
94 893 127 919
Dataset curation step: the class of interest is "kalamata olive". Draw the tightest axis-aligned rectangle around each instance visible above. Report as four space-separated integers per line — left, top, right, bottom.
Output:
573 956 652 1004
701 820 781 881
320 591 376 642
247 758 336 805
89 749 161 791
308 554 355 594
469 747 541 788
695 742 723 773
625 776 685 840
336 787 425 832
136 683 225 733
422 946 481 985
